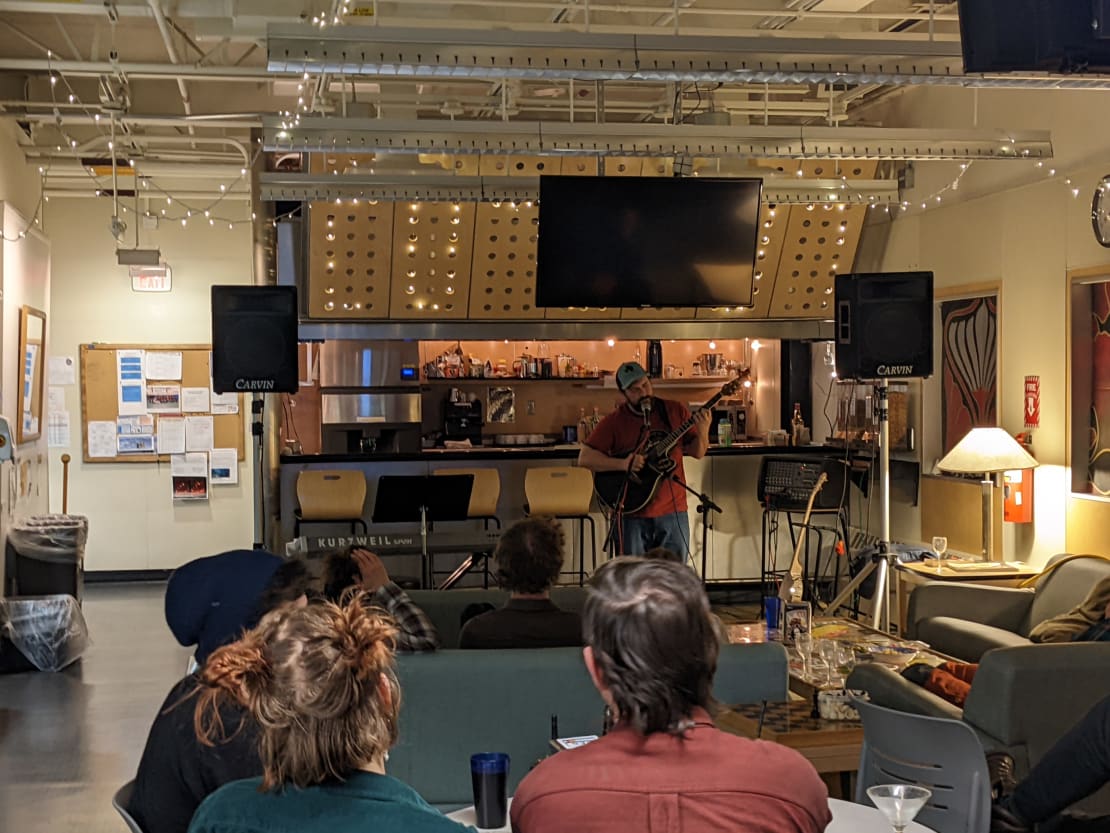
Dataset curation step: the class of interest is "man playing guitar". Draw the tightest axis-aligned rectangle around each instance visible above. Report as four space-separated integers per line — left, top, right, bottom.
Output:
578 361 711 556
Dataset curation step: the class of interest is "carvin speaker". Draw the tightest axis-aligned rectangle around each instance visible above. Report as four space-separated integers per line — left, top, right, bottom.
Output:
835 272 933 380
211 285 298 393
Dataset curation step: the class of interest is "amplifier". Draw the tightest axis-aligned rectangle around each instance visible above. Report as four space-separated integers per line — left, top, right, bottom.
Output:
757 456 850 512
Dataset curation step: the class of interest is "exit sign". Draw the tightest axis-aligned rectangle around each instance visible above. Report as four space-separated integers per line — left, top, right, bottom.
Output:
130 265 172 292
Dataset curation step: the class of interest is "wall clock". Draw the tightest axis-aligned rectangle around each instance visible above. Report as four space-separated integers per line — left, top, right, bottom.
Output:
1093 175 1110 248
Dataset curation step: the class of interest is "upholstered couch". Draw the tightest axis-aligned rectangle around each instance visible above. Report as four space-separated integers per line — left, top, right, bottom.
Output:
907 553 1110 662
389 641 789 809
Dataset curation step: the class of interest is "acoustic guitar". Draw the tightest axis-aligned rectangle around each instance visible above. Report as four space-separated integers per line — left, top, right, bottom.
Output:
594 376 745 514
778 472 828 604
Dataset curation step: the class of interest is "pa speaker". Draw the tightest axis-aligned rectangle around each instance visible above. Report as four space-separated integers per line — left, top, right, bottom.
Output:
835 272 933 380
211 285 298 393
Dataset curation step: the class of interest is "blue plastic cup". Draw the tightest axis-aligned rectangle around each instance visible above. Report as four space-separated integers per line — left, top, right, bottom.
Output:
470 752 510 829
763 596 784 632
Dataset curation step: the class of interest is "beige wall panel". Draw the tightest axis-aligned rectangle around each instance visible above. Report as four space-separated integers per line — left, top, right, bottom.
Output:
478 155 559 177
543 307 620 319
1066 494 1110 557
698 202 787 320
306 201 394 318
603 157 646 176
766 202 865 318
620 307 697 320
560 157 599 176
469 202 544 319
388 202 475 319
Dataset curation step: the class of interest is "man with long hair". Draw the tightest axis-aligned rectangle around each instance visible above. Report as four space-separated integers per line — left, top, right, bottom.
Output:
511 558 831 833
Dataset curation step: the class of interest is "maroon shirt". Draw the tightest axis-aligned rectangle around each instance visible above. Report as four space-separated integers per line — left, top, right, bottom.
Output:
585 398 695 517
511 709 831 833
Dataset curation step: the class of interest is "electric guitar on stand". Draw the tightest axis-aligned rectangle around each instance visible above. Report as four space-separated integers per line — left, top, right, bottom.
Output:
778 472 828 604
594 375 745 514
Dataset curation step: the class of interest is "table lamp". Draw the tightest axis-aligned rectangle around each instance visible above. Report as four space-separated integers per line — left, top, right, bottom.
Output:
937 427 1038 563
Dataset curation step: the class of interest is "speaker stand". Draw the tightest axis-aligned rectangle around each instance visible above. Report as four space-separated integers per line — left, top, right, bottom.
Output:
251 393 266 549
822 381 899 633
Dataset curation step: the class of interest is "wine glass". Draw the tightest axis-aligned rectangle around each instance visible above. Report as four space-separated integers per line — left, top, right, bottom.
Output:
794 631 813 676
867 784 932 833
931 535 948 573
817 639 839 686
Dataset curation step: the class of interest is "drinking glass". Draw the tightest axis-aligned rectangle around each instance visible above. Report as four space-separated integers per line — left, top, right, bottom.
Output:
817 639 839 686
931 535 948 573
794 631 813 676
867 784 932 833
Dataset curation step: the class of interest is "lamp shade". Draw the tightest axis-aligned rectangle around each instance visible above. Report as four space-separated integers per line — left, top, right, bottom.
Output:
937 427 1039 474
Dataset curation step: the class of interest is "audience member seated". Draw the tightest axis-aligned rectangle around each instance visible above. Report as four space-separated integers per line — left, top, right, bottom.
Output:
322 546 440 652
165 549 310 665
128 589 310 833
459 517 583 650
902 581 1110 708
186 595 470 833
992 695 1110 833
510 557 831 833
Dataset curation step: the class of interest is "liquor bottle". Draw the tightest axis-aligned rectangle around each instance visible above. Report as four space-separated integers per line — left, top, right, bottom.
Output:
577 408 590 443
647 340 663 378
791 402 805 446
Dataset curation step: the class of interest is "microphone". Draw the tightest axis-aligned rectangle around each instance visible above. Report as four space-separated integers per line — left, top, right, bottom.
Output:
641 395 653 426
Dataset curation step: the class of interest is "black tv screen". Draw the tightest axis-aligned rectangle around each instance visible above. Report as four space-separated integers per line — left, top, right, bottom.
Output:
535 176 762 308
957 0 1110 74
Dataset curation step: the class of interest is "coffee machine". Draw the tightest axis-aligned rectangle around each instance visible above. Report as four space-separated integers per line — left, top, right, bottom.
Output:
444 399 484 445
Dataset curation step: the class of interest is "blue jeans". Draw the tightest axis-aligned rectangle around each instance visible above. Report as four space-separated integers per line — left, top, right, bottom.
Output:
619 512 691 559
1009 694 1110 824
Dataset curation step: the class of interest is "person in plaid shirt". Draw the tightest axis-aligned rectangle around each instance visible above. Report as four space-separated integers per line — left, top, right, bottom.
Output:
324 547 441 653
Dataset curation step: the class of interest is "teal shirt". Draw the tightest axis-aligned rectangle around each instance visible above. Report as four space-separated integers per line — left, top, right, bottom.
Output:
188 771 475 833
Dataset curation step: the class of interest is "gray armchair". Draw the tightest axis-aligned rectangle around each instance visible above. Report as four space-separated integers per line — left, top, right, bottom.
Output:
848 642 1110 814
907 553 1110 661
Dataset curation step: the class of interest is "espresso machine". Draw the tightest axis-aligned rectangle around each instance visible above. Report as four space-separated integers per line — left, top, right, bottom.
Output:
444 399 484 445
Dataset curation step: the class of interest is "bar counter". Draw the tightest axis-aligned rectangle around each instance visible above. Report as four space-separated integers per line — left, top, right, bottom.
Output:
279 444 853 583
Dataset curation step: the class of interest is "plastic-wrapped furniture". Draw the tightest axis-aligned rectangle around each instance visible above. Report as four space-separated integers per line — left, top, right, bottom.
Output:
4 514 88 600
0 594 89 672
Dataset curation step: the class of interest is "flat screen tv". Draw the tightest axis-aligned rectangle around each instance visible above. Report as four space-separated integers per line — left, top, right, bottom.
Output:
535 176 762 308
957 0 1110 74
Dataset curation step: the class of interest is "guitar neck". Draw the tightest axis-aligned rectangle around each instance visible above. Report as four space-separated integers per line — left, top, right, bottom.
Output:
653 389 730 455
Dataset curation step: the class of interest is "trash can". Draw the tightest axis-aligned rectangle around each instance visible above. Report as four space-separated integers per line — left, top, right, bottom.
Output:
4 515 88 601
0 595 89 673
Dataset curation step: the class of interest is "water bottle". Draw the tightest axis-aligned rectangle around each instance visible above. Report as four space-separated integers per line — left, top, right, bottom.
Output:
718 418 733 447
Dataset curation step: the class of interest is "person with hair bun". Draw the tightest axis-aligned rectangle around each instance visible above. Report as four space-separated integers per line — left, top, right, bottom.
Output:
186 595 472 833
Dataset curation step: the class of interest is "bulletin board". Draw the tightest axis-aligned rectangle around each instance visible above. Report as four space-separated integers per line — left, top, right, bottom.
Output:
79 344 245 464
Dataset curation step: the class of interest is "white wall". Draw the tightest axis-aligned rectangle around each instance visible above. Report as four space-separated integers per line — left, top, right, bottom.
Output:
872 87 1110 564
45 198 255 571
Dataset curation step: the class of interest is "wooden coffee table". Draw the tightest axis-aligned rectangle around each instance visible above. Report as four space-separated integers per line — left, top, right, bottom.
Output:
716 700 863 774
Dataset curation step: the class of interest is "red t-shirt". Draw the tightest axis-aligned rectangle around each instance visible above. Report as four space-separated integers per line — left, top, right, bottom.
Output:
585 398 695 517
510 709 832 833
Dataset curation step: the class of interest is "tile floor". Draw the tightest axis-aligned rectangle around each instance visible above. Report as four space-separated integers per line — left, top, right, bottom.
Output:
0 583 190 833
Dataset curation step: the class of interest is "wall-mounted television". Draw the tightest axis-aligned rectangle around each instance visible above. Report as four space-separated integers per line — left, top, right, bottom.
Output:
535 176 762 308
957 0 1110 74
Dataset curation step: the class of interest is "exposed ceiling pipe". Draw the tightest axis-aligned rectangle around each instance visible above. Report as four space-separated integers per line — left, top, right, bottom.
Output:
51 132 252 166
3 110 263 129
0 57 285 82
146 0 195 138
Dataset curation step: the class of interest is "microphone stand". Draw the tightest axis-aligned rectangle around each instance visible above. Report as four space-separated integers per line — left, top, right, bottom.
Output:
665 473 722 585
603 401 653 558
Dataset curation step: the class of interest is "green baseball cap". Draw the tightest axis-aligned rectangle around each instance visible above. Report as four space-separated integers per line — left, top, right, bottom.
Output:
616 361 648 391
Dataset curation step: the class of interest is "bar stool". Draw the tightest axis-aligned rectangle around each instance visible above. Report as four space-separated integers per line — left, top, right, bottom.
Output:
524 466 597 585
293 470 368 538
434 468 503 530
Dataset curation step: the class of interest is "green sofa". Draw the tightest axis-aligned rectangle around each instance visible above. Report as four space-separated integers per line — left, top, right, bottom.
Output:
389 640 789 809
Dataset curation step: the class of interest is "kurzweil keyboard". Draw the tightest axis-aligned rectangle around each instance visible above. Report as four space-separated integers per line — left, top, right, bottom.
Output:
757 456 851 512
300 528 501 555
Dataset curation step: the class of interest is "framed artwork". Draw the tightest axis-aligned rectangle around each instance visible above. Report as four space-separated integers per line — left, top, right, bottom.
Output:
1084 281 1110 495
941 295 998 453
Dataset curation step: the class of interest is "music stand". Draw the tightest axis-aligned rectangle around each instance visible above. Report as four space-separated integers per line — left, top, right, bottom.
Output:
372 474 474 588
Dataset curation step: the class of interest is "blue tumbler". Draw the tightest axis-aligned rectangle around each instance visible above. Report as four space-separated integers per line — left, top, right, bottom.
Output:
471 752 510 828
763 596 784 633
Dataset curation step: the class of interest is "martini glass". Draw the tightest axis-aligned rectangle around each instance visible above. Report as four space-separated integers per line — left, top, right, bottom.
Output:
867 784 932 833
